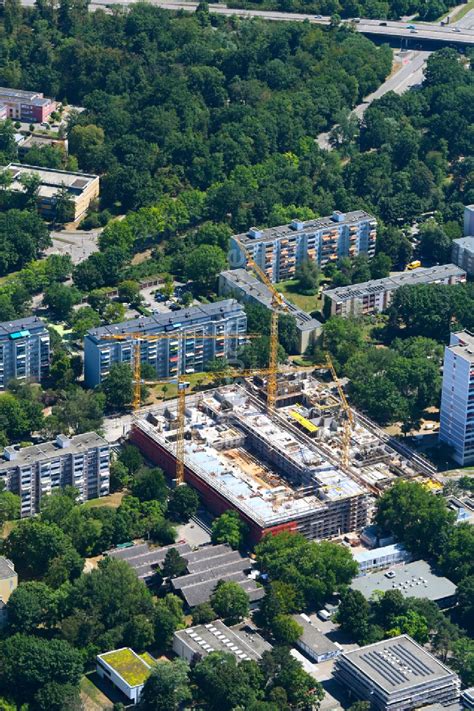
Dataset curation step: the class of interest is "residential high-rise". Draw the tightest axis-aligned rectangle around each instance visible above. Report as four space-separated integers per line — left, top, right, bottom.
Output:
323 264 466 318
229 211 377 283
439 331 474 466
219 269 322 354
463 204 474 237
0 433 110 518
0 316 50 390
84 300 247 388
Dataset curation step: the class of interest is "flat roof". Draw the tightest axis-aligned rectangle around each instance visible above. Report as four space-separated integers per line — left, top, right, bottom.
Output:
339 635 457 693
87 299 244 340
220 269 322 332
135 385 365 527
0 432 108 472
351 560 456 602
324 264 466 303
5 163 98 200
354 543 407 563
453 236 474 250
0 316 47 339
448 331 474 363
0 557 15 580
293 614 340 655
233 210 376 245
174 620 271 661
98 648 153 687
0 87 43 100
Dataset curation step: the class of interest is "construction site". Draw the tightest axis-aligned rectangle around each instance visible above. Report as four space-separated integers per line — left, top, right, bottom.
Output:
129 372 428 544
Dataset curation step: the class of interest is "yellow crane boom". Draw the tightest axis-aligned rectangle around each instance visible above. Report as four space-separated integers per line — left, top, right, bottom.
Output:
236 240 290 412
102 330 252 411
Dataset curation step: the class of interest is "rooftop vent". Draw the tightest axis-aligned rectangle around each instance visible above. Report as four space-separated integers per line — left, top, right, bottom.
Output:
56 434 71 449
247 227 262 239
290 219 305 231
4 446 18 461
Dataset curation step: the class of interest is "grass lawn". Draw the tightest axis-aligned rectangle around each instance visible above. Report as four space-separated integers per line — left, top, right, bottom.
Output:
1 519 19 538
80 674 114 711
147 370 224 403
81 491 125 510
275 279 321 313
450 0 474 21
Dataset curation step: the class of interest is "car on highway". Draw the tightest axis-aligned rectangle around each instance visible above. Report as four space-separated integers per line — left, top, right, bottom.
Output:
314 14 322 18
453 27 461 32
379 21 387 25
410 28 418 33
407 23 416 28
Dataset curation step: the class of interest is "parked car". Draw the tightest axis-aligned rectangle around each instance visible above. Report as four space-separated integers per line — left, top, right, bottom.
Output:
317 609 332 621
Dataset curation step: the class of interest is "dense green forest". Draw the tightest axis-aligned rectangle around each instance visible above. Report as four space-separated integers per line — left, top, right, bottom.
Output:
0 3 472 291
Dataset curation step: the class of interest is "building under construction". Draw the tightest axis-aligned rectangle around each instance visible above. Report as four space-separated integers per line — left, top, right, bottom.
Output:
130 383 371 543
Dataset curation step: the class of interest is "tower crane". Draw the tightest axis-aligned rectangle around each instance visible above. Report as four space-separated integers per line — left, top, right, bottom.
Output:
325 352 353 469
101 330 252 411
235 240 290 413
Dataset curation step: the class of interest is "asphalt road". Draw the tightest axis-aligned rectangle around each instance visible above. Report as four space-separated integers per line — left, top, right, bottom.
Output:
455 8 474 28
76 0 474 46
316 49 428 150
18 0 474 44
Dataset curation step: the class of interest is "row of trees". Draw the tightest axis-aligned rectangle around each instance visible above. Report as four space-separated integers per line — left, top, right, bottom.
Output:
227 0 456 22
139 645 324 711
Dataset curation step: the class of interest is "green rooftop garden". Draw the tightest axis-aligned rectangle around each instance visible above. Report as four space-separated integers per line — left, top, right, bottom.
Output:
100 648 152 687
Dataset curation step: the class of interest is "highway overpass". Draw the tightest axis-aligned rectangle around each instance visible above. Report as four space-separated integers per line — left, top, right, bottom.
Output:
83 0 474 47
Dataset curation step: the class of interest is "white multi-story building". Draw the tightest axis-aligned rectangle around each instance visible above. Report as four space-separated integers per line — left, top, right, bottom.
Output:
0 316 50 390
439 331 474 466
229 210 377 284
84 300 247 388
335 635 460 711
323 264 466 318
0 433 110 517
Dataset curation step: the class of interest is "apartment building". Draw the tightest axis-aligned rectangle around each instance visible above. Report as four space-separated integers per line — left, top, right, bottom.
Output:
84 300 247 388
0 316 50 390
5 163 99 221
452 237 474 276
464 204 474 237
0 433 110 518
0 87 56 123
440 330 474 466
323 264 466 318
219 269 322 354
229 211 377 284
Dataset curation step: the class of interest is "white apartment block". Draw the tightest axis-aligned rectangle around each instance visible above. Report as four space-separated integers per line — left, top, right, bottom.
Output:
0 316 50 390
84 300 247 388
323 264 466 318
0 433 110 517
440 331 474 466
229 211 377 284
